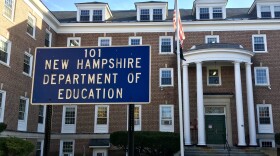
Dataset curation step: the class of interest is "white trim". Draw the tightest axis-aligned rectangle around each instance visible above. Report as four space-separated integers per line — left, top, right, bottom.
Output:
0 35 12 66
254 67 270 86
127 105 142 131
159 68 174 87
128 36 142 45
205 35 220 43
61 105 77 133
159 105 174 132
98 37 112 46
36 140 44 156
256 104 274 133
45 29 52 47
92 149 108 156
27 13 36 39
257 3 280 18
67 37 81 47
37 105 46 133
136 3 167 21
94 105 109 133
252 34 268 53
207 66 222 86
0 90 6 123
59 140 75 156
17 96 29 131
3 0 16 22
23 52 33 77
159 36 173 54
196 6 226 20
259 139 275 148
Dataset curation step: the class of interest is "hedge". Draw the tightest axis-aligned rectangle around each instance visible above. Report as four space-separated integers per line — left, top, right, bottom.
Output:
275 133 280 145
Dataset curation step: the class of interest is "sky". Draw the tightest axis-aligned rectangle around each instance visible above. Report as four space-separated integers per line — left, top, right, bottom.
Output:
41 0 255 11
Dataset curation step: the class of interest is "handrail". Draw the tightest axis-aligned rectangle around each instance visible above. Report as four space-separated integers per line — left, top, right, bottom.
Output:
224 139 231 156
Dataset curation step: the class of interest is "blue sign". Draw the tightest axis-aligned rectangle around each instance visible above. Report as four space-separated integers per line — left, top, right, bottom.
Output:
31 46 151 105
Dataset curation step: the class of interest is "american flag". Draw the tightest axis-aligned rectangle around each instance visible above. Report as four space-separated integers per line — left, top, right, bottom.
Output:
173 0 185 46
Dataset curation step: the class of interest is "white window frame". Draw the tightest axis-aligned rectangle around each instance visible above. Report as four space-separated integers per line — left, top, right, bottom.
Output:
254 67 270 86
0 35 12 67
257 104 274 133
207 66 222 86
129 37 142 45
45 29 52 47
94 105 109 133
61 105 77 133
205 35 220 44
260 5 271 18
36 140 44 156
37 105 46 133
0 90 6 123
93 149 108 156
259 139 275 148
98 37 112 46
26 14 36 39
17 96 29 131
23 52 33 77
59 140 75 156
80 9 90 22
3 0 16 21
196 6 226 20
159 36 173 54
67 37 81 47
159 68 174 87
127 105 142 131
159 105 174 132
252 34 267 53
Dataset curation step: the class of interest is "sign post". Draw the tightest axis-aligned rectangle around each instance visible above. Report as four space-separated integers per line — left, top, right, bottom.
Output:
43 105 52 156
128 104 135 156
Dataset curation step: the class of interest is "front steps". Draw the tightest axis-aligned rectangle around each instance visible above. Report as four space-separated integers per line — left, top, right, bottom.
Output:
184 145 268 156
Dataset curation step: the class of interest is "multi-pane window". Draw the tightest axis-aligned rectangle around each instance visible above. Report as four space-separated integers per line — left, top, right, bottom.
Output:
208 67 221 85
97 106 108 124
153 9 162 21
80 10 90 21
18 99 26 120
23 52 33 76
252 35 267 52
27 14 36 38
260 140 275 147
94 105 109 133
36 141 43 156
93 10 102 21
38 105 44 124
129 37 142 45
45 30 52 47
200 8 209 19
0 90 6 122
160 37 172 53
257 104 274 133
254 67 270 86
140 9 150 21
261 6 271 18
4 0 15 20
60 141 74 156
274 6 280 18
160 68 173 87
98 37 111 46
134 106 141 127
18 97 29 131
213 7 223 19
160 105 174 132
65 107 75 124
205 35 219 44
67 37 81 47
259 106 271 124
0 37 11 65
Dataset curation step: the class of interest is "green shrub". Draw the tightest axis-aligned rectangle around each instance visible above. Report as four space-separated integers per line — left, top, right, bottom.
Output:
275 133 280 145
0 123 7 133
110 131 180 156
0 137 35 156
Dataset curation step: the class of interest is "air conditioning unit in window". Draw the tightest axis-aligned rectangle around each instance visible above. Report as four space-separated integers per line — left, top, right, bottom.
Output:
162 120 172 125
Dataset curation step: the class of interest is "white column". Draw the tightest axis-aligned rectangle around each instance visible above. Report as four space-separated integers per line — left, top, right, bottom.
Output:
183 63 191 145
245 63 257 146
234 62 246 146
196 62 206 146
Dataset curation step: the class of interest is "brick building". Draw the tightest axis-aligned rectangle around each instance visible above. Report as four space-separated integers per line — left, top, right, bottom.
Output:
0 0 280 155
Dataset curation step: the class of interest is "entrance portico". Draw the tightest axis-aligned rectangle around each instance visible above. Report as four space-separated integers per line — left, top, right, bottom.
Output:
182 44 257 146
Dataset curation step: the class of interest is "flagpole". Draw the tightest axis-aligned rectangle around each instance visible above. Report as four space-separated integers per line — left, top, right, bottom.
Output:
176 0 185 155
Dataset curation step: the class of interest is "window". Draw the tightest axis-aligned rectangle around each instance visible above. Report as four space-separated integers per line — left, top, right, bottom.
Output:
37 105 45 132
140 9 150 21
67 37 81 47
259 140 275 147
45 30 52 47
129 37 142 45
160 105 174 132
207 67 221 86
62 106 77 133
98 37 111 46
257 104 274 133
153 9 162 21
60 140 74 156
93 10 102 21
36 141 43 156
27 14 36 38
93 149 108 156
274 6 280 18
252 35 267 52
127 105 142 131
80 10 90 22
0 90 6 122
0 36 11 66
160 68 173 87
200 8 209 19
213 7 223 19
18 97 29 131
205 35 219 44
4 0 15 21
94 105 109 133
254 67 270 86
261 6 271 18
159 36 173 54
23 52 33 76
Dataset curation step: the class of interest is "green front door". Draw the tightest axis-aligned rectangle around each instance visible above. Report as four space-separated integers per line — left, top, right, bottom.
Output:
205 115 226 144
